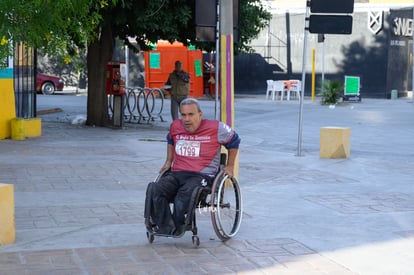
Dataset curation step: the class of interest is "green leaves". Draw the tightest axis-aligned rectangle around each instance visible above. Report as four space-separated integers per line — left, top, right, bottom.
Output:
0 0 110 59
0 0 270 66
236 0 271 53
318 80 344 105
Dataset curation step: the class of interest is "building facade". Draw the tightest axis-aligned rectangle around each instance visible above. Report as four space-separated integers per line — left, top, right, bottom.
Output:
236 0 414 98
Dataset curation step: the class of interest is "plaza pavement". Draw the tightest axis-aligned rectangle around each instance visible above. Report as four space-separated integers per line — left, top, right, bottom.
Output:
0 93 414 274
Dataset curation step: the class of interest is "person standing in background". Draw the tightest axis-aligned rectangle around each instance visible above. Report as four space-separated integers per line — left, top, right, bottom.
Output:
165 60 190 121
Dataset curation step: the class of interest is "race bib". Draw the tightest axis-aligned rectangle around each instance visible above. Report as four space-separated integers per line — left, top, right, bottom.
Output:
175 140 201 157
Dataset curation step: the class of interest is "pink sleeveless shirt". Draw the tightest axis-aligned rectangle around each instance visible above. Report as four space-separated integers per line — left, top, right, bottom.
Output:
169 119 235 176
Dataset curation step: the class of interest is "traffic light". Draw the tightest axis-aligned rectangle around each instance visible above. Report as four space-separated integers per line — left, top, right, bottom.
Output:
195 0 216 42
195 0 239 42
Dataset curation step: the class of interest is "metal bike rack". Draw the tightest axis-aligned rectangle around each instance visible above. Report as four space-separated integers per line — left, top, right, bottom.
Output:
109 87 165 125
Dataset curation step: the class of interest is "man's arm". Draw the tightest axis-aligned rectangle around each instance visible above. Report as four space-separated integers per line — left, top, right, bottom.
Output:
165 73 172 86
179 71 190 83
160 144 174 173
218 122 240 178
223 148 238 178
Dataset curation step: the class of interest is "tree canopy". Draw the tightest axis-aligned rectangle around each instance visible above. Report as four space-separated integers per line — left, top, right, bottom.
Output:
96 0 271 54
0 0 106 63
1 0 271 125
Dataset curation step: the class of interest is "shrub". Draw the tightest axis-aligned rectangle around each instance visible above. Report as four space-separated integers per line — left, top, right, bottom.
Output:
318 80 344 105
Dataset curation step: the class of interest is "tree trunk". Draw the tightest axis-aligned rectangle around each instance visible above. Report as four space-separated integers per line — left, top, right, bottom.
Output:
86 25 115 126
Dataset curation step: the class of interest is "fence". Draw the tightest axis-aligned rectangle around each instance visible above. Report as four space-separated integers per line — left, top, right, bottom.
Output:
14 43 36 118
108 87 165 124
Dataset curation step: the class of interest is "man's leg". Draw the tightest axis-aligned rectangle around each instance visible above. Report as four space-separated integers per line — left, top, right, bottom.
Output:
144 182 154 231
173 172 211 234
170 98 179 121
151 173 179 235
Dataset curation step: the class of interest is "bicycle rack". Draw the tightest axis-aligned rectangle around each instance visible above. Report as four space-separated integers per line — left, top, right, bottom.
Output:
108 87 165 124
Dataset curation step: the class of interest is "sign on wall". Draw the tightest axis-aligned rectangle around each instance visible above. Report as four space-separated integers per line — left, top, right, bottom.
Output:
386 8 413 97
344 75 361 102
149 53 160 69
368 11 384 34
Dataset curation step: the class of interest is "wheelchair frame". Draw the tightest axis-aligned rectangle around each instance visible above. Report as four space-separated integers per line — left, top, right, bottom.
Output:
144 162 243 247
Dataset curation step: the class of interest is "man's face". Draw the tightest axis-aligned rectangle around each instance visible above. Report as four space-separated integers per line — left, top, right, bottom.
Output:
175 62 182 72
180 103 202 133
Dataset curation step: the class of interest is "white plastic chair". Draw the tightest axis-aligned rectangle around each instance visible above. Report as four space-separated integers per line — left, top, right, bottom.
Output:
288 80 301 100
272 81 285 101
265 80 274 100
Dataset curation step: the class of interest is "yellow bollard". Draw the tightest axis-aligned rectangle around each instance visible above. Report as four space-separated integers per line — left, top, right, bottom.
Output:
320 127 351 158
0 183 15 246
23 118 42 138
11 118 25 141
0 68 16 139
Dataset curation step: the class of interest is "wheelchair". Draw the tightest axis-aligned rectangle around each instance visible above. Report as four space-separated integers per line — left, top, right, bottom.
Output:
144 155 243 247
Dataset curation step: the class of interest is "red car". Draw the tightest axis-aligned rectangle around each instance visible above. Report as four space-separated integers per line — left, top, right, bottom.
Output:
36 73 64 94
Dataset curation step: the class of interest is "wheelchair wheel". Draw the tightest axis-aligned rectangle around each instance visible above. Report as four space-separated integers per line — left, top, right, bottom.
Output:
210 171 243 241
192 235 200 247
146 231 154 243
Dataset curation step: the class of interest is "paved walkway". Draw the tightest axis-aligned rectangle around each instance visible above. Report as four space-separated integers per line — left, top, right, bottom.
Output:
1 94 414 274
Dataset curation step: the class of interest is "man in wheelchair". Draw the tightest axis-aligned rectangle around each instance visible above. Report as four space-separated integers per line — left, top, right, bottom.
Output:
146 98 240 236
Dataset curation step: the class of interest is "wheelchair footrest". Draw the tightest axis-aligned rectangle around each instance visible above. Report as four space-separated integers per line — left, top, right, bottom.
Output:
147 223 193 238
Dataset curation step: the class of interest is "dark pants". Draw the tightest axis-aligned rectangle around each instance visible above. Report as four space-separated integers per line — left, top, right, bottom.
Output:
150 171 211 235
170 97 186 121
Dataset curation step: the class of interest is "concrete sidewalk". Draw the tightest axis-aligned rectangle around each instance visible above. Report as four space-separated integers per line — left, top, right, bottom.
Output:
1 94 414 274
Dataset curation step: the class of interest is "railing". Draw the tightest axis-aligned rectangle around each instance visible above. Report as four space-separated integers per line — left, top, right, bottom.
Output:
14 43 37 118
108 87 165 124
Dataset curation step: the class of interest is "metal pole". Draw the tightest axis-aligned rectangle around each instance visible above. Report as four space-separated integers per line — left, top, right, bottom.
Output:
215 0 220 120
125 45 129 88
412 6 414 104
311 48 315 102
219 0 234 126
297 1 310 156
322 35 325 86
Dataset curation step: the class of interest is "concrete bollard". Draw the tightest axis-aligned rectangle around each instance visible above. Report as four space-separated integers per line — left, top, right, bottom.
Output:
391 89 398 100
10 117 42 140
0 183 15 246
320 127 351 159
10 118 25 141
23 118 42 138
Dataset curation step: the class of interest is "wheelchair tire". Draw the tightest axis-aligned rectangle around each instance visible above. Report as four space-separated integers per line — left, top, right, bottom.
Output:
146 231 154 243
192 235 200 247
210 171 243 241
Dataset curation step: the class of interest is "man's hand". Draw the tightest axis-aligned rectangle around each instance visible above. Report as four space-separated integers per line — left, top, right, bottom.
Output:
159 161 172 173
223 164 235 178
178 72 190 83
223 148 238 178
160 144 174 173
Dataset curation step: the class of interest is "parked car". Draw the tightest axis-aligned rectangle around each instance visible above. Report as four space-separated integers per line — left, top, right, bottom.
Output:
36 73 64 95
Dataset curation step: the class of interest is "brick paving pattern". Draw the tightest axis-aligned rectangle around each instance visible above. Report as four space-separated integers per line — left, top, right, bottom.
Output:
304 193 414 214
0 239 356 275
1 96 414 274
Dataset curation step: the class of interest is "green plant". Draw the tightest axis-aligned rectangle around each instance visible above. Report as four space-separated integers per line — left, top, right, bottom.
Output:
318 80 344 105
